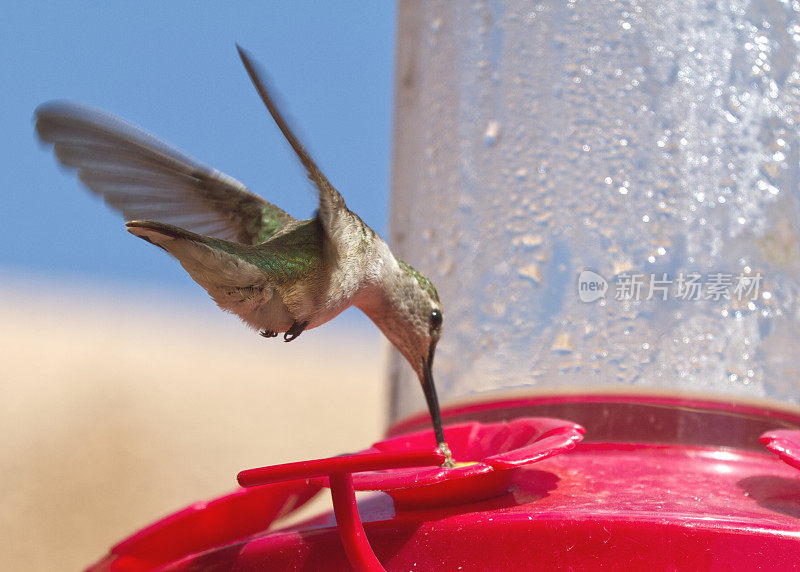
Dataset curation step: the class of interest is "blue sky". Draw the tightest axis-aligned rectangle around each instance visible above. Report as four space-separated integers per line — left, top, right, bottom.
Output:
2 3 396 300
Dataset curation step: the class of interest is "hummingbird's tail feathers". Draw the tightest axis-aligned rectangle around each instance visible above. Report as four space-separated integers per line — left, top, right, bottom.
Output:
236 45 346 236
126 220 295 334
126 220 248 280
35 101 294 245
126 219 203 244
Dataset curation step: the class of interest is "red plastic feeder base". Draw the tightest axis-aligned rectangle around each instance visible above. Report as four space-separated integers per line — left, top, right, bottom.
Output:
87 395 800 571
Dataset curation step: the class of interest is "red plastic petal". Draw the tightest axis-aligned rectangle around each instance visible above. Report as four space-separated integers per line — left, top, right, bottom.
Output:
108 481 320 570
760 429 800 471
311 417 585 507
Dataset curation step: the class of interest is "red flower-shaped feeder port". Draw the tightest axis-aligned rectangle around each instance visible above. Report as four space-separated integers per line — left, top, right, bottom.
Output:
335 417 585 508
760 429 800 471
238 417 584 571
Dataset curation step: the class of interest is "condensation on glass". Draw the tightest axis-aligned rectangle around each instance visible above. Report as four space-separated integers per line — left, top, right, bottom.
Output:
388 1 800 423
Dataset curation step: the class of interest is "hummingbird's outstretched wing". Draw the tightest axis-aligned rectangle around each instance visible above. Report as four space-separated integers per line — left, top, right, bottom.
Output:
35 101 294 245
236 45 347 236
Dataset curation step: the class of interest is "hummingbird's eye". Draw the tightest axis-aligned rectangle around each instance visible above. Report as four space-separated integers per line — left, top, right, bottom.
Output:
429 309 443 331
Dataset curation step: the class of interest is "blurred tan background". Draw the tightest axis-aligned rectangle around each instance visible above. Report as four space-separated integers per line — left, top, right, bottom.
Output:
2 4 399 569
1 278 387 570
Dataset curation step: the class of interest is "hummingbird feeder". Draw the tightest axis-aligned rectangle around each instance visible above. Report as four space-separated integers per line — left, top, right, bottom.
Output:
83 0 800 569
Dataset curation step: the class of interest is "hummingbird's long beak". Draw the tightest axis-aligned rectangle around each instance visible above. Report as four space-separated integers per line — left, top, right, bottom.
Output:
421 345 453 466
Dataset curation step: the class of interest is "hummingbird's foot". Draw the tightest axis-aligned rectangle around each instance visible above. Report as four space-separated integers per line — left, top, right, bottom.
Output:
439 442 455 468
283 320 309 342
259 329 278 338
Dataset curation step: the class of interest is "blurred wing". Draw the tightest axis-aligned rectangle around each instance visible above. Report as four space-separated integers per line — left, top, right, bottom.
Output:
236 45 346 235
35 101 295 244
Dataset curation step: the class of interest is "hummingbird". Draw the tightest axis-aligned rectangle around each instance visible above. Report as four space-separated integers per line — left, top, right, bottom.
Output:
35 46 452 463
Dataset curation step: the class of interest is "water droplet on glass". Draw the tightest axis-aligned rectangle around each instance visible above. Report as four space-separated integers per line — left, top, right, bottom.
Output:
518 263 542 284
551 332 573 354
484 121 502 147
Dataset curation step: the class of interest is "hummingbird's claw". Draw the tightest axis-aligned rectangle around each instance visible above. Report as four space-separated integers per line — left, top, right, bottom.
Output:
259 329 278 338
283 320 309 342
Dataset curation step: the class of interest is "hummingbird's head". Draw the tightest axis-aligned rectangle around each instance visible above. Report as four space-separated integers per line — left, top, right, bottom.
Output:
387 259 443 379
359 257 446 445
359 256 443 388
